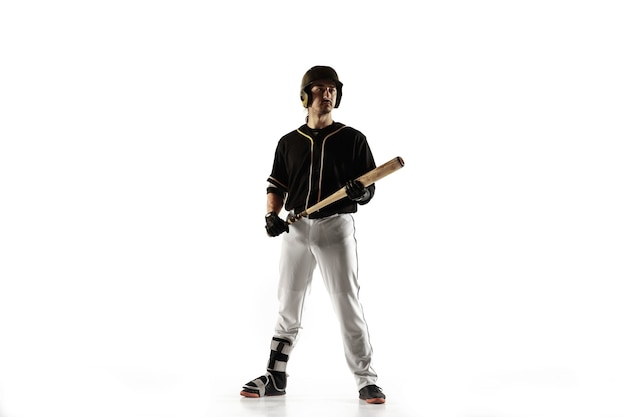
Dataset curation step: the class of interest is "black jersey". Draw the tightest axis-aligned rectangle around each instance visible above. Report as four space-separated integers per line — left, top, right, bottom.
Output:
267 122 376 219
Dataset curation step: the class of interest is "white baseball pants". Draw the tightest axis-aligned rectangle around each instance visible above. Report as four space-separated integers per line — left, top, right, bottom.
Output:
274 213 378 389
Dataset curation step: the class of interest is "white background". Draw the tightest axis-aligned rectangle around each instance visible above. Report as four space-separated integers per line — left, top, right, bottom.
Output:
1 1 625 416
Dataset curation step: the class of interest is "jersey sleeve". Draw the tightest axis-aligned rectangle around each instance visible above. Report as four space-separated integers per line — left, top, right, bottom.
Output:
267 139 289 196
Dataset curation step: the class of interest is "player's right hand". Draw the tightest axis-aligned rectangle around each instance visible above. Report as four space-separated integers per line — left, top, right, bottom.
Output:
265 212 289 237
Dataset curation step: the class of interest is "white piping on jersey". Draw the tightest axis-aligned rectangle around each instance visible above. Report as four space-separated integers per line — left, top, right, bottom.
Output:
317 126 347 202
297 125 348 208
268 177 287 190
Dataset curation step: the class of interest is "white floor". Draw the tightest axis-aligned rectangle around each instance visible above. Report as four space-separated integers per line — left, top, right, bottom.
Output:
226 394 409 417
1 358 625 417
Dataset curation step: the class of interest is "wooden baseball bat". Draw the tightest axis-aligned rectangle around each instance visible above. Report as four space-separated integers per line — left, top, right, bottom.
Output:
287 156 405 224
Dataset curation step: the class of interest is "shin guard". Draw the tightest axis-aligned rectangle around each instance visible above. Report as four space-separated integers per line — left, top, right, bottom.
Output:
267 337 292 374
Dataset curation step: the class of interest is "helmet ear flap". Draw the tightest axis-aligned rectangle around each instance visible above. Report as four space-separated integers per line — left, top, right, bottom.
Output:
300 87 310 108
334 87 342 108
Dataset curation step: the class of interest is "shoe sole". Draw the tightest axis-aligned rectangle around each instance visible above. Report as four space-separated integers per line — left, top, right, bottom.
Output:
364 398 386 404
240 390 287 398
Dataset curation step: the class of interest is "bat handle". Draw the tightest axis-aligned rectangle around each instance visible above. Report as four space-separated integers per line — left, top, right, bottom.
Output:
286 212 304 225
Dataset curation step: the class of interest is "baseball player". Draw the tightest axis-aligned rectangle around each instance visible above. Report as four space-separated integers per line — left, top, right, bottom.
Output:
240 66 386 404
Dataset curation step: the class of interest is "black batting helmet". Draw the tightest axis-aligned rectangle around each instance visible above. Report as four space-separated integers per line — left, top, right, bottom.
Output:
300 66 343 108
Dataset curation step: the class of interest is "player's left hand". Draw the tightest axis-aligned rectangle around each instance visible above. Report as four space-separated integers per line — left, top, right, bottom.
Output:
345 180 368 201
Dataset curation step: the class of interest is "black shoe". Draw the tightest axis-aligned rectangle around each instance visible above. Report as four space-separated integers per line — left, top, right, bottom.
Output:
240 372 287 398
359 384 386 404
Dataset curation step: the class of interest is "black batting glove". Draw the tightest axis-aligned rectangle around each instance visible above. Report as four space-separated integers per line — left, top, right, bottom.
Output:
345 180 370 202
265 212 289 237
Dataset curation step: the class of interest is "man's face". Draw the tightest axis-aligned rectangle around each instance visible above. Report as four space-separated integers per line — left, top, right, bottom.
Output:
309 81 337 113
